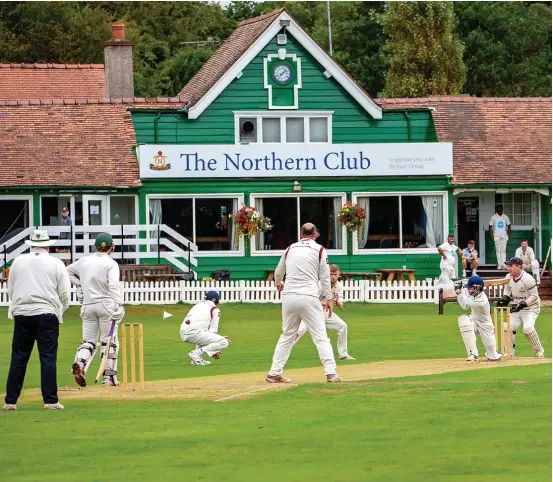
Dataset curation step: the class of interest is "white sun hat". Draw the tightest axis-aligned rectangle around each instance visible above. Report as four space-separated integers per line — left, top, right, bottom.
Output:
25 229 57 247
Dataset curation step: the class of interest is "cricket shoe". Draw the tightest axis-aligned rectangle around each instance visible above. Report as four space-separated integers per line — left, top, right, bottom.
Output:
191 358 211 366
340 354 356 360
485 352 503 362
266 374 292 384
465 353 479 362
103 375 120 386
44 403 64 410
536 351 545 358
3 403 16 411
188 350 204 365
326 374 342 383
72 362 87 387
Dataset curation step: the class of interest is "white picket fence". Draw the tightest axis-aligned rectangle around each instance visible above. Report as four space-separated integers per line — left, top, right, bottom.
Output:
0 279 451 306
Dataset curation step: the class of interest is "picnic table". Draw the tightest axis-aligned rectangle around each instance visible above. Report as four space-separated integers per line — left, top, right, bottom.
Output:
140 273 192 282
339 272 380 281
375 268 416 282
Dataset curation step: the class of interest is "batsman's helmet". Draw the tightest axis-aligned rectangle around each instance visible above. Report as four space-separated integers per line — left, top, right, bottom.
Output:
205 290 220 305
466 275 484 296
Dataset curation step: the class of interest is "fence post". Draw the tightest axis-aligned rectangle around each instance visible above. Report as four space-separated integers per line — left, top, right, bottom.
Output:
120 281 126 304
70 224 74 264
121 223 124 262
239 280 246 302
179 280 186 303
157 225 161 264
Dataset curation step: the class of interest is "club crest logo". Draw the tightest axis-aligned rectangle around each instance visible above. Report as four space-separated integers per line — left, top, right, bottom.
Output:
150 151 171 171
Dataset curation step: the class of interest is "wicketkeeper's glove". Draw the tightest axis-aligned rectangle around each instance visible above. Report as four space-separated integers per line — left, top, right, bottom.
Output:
496 295 511 308
511 301 527 313
453 281 463 295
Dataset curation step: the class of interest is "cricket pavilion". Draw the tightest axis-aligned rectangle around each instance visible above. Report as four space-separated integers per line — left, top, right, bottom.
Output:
0 9 551 284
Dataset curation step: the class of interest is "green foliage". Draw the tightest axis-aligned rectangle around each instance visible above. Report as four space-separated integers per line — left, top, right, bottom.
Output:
455 1 552 96
382 1 467 97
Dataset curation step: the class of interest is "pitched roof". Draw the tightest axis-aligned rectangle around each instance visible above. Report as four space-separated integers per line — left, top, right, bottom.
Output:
178 9 382 120
376 96 552 185
0 103 138 187
0 64 106 100
178 9 285 108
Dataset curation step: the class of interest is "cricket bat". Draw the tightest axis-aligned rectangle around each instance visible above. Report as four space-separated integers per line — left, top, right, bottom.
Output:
95 320 116 384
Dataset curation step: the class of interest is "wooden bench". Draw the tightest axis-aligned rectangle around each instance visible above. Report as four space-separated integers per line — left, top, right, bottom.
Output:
120 264 176 282
438 278 509 315
375 268 416 282
339 272 380 281
141 273 194 282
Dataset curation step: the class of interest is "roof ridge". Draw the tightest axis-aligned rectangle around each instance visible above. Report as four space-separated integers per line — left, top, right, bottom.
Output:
0 97 184 105
0 63 104 69
377 95 552 103
238 8 286 27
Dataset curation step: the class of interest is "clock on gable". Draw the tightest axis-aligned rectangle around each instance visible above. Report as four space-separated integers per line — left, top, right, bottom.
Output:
263 49 302 109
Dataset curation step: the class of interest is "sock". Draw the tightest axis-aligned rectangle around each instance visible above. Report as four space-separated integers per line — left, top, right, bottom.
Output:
462 270 466 277
472 269 477 275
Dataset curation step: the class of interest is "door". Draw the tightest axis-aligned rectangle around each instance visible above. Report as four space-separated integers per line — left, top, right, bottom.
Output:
82 195 108 255
457 197 479 251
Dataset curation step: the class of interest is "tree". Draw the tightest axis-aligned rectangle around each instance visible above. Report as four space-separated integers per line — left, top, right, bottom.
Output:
455 2 552 97
382 2 466 97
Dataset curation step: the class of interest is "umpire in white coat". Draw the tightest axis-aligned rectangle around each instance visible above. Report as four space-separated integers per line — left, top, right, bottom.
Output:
266 223 341 383
67 232 125 387
4 230 70 411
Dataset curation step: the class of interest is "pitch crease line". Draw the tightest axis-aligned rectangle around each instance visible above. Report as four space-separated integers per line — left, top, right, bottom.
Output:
214 386 282 402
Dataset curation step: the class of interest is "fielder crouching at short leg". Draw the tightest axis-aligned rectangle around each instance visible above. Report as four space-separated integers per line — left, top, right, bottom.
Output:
181 291 231 366
67 233 125 387
454 276 502 362
266 223 340 384
496 257 544 358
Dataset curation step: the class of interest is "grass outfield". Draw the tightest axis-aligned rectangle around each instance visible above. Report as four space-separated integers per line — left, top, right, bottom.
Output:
0 304 551 481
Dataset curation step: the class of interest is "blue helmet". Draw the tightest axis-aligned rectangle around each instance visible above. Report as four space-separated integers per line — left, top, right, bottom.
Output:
466 275 484 296
205 290 220 305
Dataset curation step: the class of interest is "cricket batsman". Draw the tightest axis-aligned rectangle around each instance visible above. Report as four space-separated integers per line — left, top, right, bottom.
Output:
67 233 125 387
294 264 355 360
181 290 231 366
454 276 502 362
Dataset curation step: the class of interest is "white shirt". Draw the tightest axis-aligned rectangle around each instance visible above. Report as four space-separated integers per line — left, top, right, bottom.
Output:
439 241 458 258
8 248 70 323
67 252 122 305
504 271 540 313
180 300 220 333
462 247 478 261
456 290 492 324
275 238 332 300
515 246 536 265
489 214 511 238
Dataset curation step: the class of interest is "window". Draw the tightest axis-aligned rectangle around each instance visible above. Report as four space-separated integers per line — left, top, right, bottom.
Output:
0 197 31 248
353 193 446 250
235 112 332 144
496 193 533 228
148 196 241 252
251 194 346 252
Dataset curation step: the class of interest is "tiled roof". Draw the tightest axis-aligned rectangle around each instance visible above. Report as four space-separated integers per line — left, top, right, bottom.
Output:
0 103 139 187
0 64 106 100
376 96 552 185
177 8 286 105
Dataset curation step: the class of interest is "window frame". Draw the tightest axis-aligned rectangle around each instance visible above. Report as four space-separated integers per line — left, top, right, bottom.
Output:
234 111 333 145
146 193 245 257
352 191 449 254
495 192 534 230
249 191 347 256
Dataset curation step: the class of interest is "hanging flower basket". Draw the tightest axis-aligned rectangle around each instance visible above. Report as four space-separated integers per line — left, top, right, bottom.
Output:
232 204 273 241
337 201 366 232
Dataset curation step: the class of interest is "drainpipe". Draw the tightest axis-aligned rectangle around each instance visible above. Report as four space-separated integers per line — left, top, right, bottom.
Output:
154 113 161 143
403 111 412 142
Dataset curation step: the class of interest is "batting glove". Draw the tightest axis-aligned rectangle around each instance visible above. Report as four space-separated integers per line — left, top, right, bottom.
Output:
76 287 84 304
111 304 125 324
453 281 463 295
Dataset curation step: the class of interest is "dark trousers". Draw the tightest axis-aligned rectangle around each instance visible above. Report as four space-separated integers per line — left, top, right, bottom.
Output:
5 313 59 405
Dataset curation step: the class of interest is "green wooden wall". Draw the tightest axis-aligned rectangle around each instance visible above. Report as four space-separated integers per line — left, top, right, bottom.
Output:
132 34 437 145
484 230 534 265
542 192 552 269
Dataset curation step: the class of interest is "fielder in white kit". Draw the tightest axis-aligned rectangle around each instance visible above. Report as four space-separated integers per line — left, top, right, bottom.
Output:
68 233 125 387
294 264 355 360
454 276 502 362
182 290 231 366
515 240 540 285
266 223 340 383
438 234 463 284
497 257 544 358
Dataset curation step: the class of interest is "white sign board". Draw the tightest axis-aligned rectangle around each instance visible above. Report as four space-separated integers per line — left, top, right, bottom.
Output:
138 143 453 179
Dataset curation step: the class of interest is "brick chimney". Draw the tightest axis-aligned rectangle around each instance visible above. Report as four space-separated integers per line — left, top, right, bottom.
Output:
104 22 134 98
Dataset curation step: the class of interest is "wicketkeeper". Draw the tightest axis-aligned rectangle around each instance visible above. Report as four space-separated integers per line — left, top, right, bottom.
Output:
496 257 544 358
182 290 231 366
454 276 502 362
67 233 125 387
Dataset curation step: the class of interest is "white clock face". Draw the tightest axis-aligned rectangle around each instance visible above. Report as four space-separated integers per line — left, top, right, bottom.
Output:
272 63 292 84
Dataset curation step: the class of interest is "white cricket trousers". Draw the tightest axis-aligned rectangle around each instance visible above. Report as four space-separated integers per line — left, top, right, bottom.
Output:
269 294 337 376
181 330 229 357
296 313 349 358
81 302 119 357
494 237 508 268
523 260 540 283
